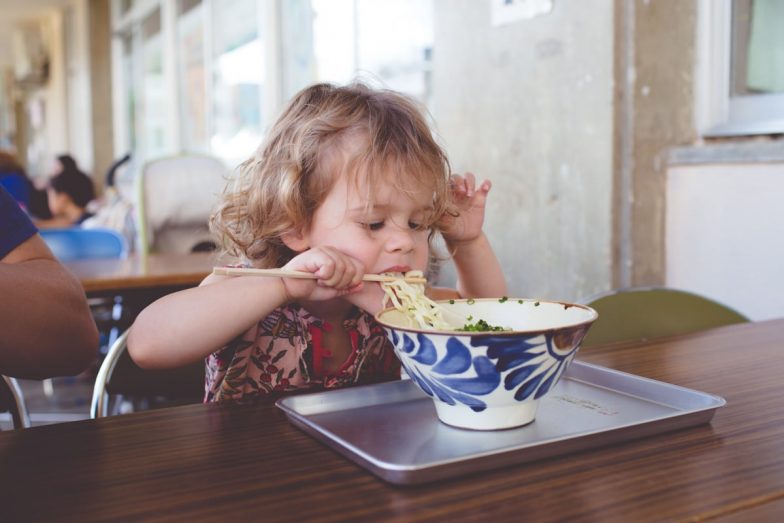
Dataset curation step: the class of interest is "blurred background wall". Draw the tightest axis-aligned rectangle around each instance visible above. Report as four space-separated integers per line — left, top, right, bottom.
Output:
433 0 614 302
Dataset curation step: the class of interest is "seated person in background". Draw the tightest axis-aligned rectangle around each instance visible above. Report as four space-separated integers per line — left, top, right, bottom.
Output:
0 185 99 379
36 154 96 228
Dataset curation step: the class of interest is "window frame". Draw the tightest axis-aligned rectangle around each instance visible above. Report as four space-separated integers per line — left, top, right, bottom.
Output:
696 0 784 137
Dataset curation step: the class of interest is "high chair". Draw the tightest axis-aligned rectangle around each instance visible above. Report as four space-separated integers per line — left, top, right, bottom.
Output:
136 154 227 255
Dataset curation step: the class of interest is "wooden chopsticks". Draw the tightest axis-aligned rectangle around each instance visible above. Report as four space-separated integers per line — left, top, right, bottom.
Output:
212 267 427 284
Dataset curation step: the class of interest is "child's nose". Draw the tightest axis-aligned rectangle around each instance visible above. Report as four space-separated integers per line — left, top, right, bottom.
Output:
386 225 415 253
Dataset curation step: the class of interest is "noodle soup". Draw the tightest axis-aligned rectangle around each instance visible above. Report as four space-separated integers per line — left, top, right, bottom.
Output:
375 298 598 430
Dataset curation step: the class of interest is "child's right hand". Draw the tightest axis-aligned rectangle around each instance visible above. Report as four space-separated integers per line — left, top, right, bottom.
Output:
280 246 365 301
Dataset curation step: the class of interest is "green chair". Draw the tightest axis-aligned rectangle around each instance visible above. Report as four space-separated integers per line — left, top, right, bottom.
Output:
581 287 749 347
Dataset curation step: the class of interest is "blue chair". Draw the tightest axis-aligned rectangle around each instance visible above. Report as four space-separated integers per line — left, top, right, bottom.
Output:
40 227 128 262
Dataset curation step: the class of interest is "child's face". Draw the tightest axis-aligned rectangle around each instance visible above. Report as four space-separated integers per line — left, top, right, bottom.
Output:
304 170 433 310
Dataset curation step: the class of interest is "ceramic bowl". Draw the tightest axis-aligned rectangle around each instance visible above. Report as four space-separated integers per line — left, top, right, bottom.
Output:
375 298 598 430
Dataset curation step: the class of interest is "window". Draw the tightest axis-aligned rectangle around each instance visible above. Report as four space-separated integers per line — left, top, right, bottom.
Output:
177 0 208 153
140 8 167 158
120 33 136 152
210 0 264 164
697 0 784 136
731 0 784 98
305 0 433 106
111 0 434 165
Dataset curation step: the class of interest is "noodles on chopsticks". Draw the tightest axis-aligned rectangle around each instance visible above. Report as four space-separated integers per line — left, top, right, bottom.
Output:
380 271 510 332
380 270 453 330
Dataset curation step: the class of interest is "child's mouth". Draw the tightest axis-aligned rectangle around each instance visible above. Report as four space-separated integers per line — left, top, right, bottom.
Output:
379 265 410 275
378 270 407 301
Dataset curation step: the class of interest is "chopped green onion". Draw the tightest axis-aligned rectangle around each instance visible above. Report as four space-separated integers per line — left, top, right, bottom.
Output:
456 319 509 332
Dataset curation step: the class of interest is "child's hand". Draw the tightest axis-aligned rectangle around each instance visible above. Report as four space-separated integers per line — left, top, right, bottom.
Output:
438 172 492 245
280 246 365 301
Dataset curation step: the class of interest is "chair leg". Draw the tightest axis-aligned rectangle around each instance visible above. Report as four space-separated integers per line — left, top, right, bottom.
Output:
2 376 31 429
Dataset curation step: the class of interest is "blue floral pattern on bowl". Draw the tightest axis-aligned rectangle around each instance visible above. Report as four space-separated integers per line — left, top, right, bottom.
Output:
389 329 586 412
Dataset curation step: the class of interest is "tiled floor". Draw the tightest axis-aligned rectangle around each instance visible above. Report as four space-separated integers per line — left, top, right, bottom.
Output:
0 375 94 430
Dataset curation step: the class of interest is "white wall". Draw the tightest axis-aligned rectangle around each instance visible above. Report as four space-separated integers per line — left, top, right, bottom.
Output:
432 0 614 302
666 163 784 321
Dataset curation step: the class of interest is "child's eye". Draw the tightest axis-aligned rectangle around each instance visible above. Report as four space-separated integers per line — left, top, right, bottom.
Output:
367 221 385 231
408 221 424 230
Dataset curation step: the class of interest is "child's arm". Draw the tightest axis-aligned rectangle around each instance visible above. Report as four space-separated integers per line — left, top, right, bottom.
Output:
128 246 365 368
438 172 507 299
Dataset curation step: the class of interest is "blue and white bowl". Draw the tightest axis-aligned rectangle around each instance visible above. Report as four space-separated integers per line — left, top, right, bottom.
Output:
375 298 598 430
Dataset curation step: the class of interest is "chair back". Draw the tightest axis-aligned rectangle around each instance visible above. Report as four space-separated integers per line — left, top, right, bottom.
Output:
0 375 31 430
581 287 749 347
137 154 227 254
91 330 205 418
40 227 128 261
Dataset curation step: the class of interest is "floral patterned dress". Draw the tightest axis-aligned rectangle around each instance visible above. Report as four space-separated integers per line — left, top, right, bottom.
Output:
204 303 400 402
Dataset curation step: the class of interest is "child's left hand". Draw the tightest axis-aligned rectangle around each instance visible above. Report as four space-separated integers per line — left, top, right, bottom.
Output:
438 172 491 245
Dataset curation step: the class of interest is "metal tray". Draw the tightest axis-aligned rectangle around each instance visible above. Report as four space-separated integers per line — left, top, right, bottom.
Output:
276 360 725 485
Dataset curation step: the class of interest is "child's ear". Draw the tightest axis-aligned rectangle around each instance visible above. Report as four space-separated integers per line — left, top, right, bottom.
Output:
281 229 309 252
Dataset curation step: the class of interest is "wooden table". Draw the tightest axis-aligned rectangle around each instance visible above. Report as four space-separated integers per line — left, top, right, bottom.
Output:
64 252 224 332
64 252 219 294
1 319 783 522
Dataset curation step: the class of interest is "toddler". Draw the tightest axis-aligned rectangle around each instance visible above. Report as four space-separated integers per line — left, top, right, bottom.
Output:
128 82 507 402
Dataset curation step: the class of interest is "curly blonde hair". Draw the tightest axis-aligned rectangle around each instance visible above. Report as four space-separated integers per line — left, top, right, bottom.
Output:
211 82 452 268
